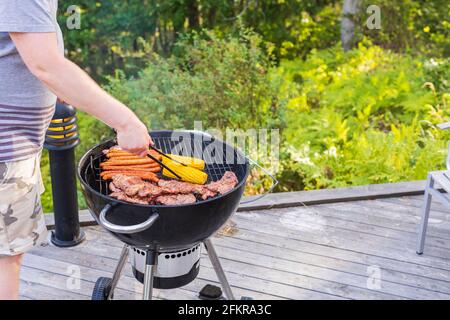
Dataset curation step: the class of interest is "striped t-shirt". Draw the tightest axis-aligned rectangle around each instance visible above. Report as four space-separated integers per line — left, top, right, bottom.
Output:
0 104 55 162
0 0 63 162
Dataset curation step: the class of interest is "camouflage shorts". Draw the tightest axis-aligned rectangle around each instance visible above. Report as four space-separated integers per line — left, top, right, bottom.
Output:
0 154 47 256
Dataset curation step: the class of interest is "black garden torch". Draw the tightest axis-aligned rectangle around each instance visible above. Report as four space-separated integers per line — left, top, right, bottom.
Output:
44 102 85 247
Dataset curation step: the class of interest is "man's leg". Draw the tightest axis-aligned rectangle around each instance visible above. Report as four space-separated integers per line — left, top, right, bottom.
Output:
0 254 23 300
0 154 47 300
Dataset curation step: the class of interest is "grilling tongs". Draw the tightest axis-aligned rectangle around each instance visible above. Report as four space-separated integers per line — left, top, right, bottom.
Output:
149 145 189 167
146 145 187 180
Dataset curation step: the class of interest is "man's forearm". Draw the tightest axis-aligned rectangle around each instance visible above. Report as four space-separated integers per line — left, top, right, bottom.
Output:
34 56 138 131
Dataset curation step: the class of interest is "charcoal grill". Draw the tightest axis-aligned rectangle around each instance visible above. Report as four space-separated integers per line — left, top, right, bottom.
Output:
78 130 275 300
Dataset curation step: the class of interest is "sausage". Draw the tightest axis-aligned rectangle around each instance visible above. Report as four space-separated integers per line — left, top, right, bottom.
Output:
101 171 159 183
106 152 139 158
107 149 162 161
100 169 157 177
102 163 160 169
106 154 162 161
101 166 161 173
101 160 159 168
106 155 145 160
100 159 157 167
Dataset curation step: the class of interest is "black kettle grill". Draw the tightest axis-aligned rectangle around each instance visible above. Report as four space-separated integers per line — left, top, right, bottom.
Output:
78 130 275 300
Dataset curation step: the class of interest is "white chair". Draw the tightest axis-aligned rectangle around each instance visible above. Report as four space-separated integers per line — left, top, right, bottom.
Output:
417 121 450 255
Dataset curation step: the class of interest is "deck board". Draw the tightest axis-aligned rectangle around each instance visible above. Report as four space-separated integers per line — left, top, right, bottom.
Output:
20 194 450 300
73 228 410 299
238 205 450 251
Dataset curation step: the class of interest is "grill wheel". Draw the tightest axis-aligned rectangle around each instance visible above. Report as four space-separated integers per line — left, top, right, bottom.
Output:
91 277 113 300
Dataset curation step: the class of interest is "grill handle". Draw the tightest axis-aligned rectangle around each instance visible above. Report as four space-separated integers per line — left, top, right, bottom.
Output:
99 204 159 234
240 157 279 205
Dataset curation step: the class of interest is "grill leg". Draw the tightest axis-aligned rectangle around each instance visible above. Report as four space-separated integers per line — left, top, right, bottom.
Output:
107 244 129 300
204 238 235 300
417 174 435 255
142 251 158 300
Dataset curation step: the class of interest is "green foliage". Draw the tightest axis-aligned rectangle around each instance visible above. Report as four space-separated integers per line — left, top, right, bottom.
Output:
274 3 341 59
58 0 341 80
277 43 450 191
106 30 285 131
57 1 448 83
357 0 450 56
58 0 157 81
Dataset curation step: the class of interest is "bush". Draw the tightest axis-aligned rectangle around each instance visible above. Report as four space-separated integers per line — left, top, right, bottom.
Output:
276 42 450 190
357 0 449 56
106 30 284 131
40 32 449 212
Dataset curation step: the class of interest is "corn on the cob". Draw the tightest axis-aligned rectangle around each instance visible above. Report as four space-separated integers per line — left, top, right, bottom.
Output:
162 160 208 184
162 154 205 170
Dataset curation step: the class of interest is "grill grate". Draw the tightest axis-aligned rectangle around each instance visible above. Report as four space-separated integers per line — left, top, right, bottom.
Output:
83 135 245 197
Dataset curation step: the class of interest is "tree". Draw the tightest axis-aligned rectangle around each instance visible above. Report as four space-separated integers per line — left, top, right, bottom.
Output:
341 0 360 51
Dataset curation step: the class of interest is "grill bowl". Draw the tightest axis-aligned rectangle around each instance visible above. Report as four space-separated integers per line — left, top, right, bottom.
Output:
78 130 249 250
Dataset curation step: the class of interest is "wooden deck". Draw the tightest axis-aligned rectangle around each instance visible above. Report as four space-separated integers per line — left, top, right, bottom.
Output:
20 191 450 300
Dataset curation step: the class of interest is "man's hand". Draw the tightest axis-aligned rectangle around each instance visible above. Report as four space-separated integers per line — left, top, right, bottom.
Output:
10 32 153 156
116 119 153 157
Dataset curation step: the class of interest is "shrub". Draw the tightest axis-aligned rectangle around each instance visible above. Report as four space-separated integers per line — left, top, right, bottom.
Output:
276 42 450 190
106 30 284 131
40 33 449 212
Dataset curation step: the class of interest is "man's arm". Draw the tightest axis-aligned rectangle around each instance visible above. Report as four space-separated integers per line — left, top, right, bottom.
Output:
9 32 152 156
